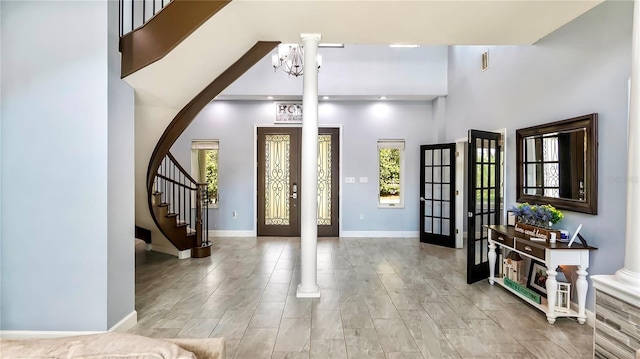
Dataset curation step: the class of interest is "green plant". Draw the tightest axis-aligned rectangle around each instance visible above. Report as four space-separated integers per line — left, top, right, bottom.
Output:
511 202 563 228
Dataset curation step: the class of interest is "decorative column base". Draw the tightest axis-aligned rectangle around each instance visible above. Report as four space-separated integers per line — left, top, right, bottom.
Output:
591 275 640 358
296 283 320 298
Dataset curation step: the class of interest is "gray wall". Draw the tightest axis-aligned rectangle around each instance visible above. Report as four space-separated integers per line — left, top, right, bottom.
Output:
107 0 135 328
223 45 448 98
171 101 436 234
445 1 633 310
1 1 134 331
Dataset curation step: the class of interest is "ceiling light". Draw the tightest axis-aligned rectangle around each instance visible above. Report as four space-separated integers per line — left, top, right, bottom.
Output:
379 96 387 100
323 96 330 100
272 44 322 77
319 43 344 48
389 44 420 48
267 96 274 100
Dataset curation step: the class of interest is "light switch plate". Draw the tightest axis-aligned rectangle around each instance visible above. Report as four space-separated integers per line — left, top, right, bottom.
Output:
359 177 368 183
345 177 356 184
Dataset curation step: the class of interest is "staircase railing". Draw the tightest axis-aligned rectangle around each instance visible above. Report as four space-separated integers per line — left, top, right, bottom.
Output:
119 0 171 37
152 152 210 252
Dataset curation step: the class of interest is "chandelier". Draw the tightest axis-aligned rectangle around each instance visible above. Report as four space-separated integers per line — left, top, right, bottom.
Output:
271 44 322 77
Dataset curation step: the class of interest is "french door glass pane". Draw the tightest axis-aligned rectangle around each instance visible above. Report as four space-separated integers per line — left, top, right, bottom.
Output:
264 134 290 225
317 134 332 225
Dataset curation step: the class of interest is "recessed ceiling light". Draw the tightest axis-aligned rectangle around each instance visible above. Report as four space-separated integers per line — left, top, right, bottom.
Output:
389 44 420 48
319 43 344 48
378 96 387 100
323 96 330 100
267 96 274 100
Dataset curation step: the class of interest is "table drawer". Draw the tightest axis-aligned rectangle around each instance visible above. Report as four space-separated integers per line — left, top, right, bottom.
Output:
515 239 546 261
490 230 514 247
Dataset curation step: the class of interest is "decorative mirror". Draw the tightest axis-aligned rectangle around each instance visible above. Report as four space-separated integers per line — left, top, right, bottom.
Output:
516 113 598 214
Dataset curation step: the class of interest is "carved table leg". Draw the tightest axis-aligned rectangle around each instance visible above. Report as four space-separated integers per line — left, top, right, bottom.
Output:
488 240 497 285
545 267 558 324
576 266 588 324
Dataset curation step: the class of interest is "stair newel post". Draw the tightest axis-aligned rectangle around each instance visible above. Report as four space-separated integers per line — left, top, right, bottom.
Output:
195 184 204 247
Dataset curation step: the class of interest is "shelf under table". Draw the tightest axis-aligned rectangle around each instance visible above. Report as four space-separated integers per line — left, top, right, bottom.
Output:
490 277 580 318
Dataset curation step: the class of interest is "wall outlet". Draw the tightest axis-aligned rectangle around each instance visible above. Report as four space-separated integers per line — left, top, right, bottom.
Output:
345 177 356 184
232 210 237 219
359 214 364 220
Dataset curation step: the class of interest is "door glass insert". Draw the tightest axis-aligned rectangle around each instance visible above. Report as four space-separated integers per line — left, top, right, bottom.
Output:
264 134 291 225
317 134 332 225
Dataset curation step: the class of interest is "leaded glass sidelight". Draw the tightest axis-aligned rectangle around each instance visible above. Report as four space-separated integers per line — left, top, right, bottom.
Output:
317 134 332 225
264 134 291 225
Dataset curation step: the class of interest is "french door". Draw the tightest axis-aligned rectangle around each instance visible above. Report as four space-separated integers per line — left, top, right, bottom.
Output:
419 144 456 248
257 127 339 237
466 130 501 284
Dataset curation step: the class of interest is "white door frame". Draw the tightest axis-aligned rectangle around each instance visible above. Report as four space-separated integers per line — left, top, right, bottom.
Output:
454 128 507 249
253 124 344 237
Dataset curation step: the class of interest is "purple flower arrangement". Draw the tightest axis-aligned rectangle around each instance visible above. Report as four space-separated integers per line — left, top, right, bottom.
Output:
511 203 564 229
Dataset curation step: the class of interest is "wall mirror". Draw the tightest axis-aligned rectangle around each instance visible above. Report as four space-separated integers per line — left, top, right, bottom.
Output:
516 113 598 214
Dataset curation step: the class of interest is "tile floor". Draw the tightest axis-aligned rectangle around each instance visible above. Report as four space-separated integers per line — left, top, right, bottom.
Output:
130 237 594 358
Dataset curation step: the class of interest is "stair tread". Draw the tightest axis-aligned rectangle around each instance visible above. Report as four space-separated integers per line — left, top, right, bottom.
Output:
152 191 162 195
159 202 169 207
166 213 178 218
176 222 188 228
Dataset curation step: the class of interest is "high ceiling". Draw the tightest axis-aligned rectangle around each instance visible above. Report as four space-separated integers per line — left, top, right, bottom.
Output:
125 0 603 108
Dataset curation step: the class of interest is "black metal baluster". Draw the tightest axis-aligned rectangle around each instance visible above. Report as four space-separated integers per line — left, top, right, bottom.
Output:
153 0 156 16
142 0 146 25
131 0 134 35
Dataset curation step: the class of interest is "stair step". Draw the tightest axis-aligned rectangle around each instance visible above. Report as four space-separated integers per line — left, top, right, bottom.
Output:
159 202 169 207
166 213 178 218
152 191 162 196
176 221 188 228
187 228 196 235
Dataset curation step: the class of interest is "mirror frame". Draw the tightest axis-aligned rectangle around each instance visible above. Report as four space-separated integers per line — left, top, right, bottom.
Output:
516 113 598 215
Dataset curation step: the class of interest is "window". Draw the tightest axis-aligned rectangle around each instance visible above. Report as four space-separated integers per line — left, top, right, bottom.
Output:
378 140 405 207
191 140 219 206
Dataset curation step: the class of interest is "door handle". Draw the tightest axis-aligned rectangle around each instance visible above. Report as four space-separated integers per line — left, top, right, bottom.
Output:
419 197 426 201
291 182 298 199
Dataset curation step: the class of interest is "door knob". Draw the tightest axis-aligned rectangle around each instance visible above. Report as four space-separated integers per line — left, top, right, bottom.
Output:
419 197 426 201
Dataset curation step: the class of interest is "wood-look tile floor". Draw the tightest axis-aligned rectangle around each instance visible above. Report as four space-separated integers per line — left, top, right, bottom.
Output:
130 237 593 358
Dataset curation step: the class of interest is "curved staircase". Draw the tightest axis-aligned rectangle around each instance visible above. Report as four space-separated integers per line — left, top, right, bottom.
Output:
119 0 278 257
144 42 278 257
150 152 210 257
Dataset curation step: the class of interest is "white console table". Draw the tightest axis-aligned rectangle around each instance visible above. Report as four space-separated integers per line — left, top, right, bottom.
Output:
486 225 597 324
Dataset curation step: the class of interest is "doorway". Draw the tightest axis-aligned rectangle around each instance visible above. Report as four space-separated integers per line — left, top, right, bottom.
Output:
257 127 339 237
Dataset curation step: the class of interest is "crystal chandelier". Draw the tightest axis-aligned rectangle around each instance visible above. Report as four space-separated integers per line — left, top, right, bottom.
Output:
271 44 322 77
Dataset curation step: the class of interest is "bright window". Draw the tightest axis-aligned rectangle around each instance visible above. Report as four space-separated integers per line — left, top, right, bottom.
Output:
191 140 219 206
378 140 405 208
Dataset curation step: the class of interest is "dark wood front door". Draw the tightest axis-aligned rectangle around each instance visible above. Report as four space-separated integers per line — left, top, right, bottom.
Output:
466 130 501 284
257 127 339 237
420 143 456 248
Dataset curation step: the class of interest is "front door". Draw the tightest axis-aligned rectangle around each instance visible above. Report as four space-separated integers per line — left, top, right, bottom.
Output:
420 144 456 247
257 127 339 237
466 130 501 284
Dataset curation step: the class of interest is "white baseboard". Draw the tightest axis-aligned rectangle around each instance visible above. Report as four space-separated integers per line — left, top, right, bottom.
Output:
208 230 255 237
0 330 102 339
0 311 138 339
341 231 419 238
108 310 137 332
150 243 190 259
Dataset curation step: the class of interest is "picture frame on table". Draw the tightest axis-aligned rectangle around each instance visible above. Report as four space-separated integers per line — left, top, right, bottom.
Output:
527 260 548 298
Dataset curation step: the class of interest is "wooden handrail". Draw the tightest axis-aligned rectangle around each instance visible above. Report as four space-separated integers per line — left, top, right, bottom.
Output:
156 174 198 190
146 41 279 194
120 0 232 77
166 152 200 185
